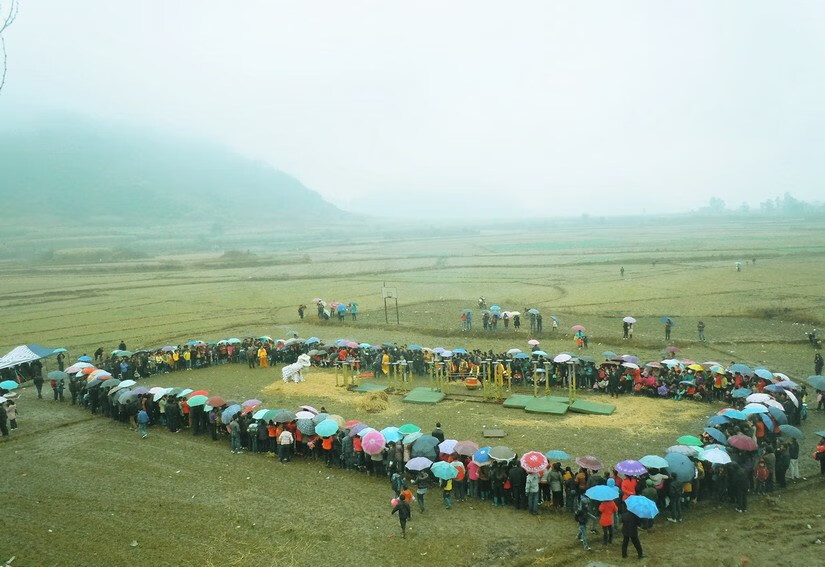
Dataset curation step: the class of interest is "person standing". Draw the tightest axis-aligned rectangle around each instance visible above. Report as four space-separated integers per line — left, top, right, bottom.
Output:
32 370 44 399
620 510 645 559
0 403 8 439
391 497 411 538
137 408 149 439
257 345 268 369
788 438 801 481
598 498 618 544
412 470 430 512
431 422 445 443
536 314 543 334
229 416 242 454
575 496 592 551
697 321 706 342
815 353 824 376
623 321 629 340
56 351 65 371
526 472 540 515
620 266 625 277
278 426 294 462
298 304 306 319
6 401 17 431
664 319 672 341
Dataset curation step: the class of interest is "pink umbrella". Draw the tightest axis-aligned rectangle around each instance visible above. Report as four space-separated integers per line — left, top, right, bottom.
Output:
454 440 479 456
571 325 586 332
665 346 680 353
242 398 263 407
300 405 319 415
362 430 386 455
527 339 540 346
346 341 359 348
728 434 758 451
645 361 662 368
520 451 549 473
575 455 603 471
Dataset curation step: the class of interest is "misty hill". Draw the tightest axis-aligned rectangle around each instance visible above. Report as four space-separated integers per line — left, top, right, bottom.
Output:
0 116 340 223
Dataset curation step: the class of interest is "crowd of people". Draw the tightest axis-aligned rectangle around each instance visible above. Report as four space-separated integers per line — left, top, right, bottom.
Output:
3 331 822 560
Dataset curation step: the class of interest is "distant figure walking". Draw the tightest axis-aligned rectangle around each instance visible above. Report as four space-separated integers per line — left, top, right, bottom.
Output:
697 321 706 342
620 266 625 277
815 353 823 375
623 321 629 340
664 319 672 341
735 262 742 272
298 304 306 319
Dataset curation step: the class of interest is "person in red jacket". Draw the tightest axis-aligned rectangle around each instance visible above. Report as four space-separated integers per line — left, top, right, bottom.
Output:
599 498 619 544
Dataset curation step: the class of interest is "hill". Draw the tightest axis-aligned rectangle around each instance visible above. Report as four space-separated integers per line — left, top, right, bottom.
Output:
0 115 341 224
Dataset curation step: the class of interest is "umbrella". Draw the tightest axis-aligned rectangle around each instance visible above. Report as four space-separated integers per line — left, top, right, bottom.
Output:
299 405 319 415
775 380 800 391
187 395 208 407
527 339 540 346
706 415 730 426
77 355 92 362
405 457 433 471
585 485 620 502
380 426 402 443
403 431 423 444
305 337 320 345
687 363 704 372
743 403 768 415
295 410 315 420
47 371 70 381
520 451 549 473
489 446 517 462
571 325 585 332
296 419 315 436
752 367 773 380
701 447 732 465
779 425 804 440
664 452 694 482
507 348 522 355
311 413 330 425
472 447 492 466
242 399 262 408
348 423 368 437
625 495 659 519
766 407 788 425
545 450 572 461
514 353 530 359
728 434 758 451
453 348 468 354
639 455 669 469
722 409 747 421
666 445 699 457
784 390 799 408
527 309 540 315
732 388 752 399
623 316 637 324
532 350 548 357
314 419 339 437
362 431 386 455
100 378 121 391
438 439 458 454
677 435 703 447
623 362 640 370
131 386 150 396
86 378 105 389
0 380 19 390
252 408 269 420
615 460 647 477
412 435 440 458
273 410 296 423
188 390 208 398
763 399 785 411
815 431 825 438
431 461 459 480
660 316 674 325
206 396 226 408
454 440 479 456
729 363 752 375
399 423 421 435
553 353 572 363
575 456 603 471
703 427 727 444
490 305 501 311
222 404 242 422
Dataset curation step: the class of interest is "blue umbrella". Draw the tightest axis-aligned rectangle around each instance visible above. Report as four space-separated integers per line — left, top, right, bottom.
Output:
779 424 804 440
731 388 752 399
359 343 371 348
407 345 422 351
764 384 784 392
808 375 825 391
664 452 694 483
305 337 320 345
660 316 674 325
753 368 773 380
729 363 752 375
545 450 571 461
550 315 559 323
315 418 339 437
706 415 730 426
722 409 747 421
703 427 727 445
380 426 403 443
514 353 530 359
490 305 501 311
639 455 670 469
0 380 19 390
336 304 346 312
532 350 548 357
625 495 659 519
527 308 540 315
585 485 619 502
766 406 788 425
77 355 92 362
221 404 242 422
431 461 459 480
453 348 468 354
472 446 492 465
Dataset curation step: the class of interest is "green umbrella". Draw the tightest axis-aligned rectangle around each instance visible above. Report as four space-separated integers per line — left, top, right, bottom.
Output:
779 425 804 440
48 371 69 381
677 435 703 447
187 395 208 407
260 409 281 423
315 418 339 437
399 423 421 435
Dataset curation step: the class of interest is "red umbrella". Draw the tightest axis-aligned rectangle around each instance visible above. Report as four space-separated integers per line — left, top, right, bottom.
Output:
575 455 603 471
205 396 226 407
189 390 209 398
345 420 361 428
520 451 549 473
728 434 758 451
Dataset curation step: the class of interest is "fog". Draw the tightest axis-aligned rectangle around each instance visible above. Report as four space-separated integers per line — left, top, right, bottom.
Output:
2 1 824 218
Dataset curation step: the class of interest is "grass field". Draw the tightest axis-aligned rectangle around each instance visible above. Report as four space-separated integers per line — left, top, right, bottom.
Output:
3 216 825 566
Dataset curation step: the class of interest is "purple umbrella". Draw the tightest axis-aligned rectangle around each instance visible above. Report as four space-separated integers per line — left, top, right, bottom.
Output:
242 398 263 407
621 354 640 365
348 423 368 437
615 459 647 477
657 385 669 396
131 386 150 396
405 457 433 471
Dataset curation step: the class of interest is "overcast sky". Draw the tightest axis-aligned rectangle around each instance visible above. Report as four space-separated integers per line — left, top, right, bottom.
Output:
2 1 824 218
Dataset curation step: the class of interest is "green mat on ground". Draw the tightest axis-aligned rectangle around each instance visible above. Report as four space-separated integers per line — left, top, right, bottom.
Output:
352 382 388 393
568 400 616 415
502 394 535 408
523 398 569 415
402 387 445 404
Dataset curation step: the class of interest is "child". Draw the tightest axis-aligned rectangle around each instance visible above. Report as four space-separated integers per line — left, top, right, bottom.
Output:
137 408 149 439
391 497 411 538
754 458 770 494
575 496 592 551
441 478 453 509
391 471 404 497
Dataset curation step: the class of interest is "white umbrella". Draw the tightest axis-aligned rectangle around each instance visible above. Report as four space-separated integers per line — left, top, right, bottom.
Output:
623 316 637 324
763 399 785 411
772 372 790 381
622 362 640 370
785 390 799 407
702 447 731 465
553 353 572 363
746 393 771 404
507 348 522 355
